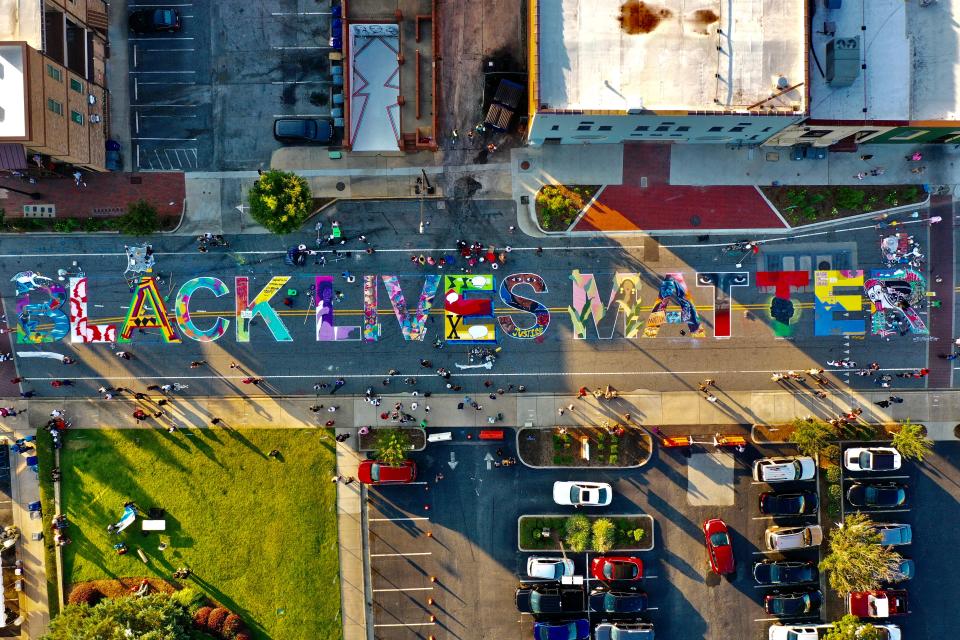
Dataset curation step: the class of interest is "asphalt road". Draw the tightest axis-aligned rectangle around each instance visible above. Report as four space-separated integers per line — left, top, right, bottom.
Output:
0 200 946 398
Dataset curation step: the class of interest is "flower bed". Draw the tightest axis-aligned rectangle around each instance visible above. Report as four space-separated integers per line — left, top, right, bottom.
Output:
358 426 426 452
760 185 926 226
518 514 654 552
517 427 651 468
535 185 600 231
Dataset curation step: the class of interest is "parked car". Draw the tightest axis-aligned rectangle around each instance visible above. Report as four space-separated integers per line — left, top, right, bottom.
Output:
759 491 818 515
768 624 900 640
703 518 735 575
129 8 181 33
765 525 823 551
515 585 585 614
357 459 416 484
753 457 816 483
847 482 907 508
273 118 334 144
844 447 902 472
591 556 643 582
764 590 822 617
594 622 655 640
552 481 612 506
847 590 908 618
527 556 575 580
753 560 818 586
890 558 915 582
533 619 590 640
588 588 648 613
871 523 912 546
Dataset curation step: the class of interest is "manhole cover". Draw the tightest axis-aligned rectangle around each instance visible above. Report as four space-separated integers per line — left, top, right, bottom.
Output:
336 182 345 191
520 160 531 170
690 215 701 227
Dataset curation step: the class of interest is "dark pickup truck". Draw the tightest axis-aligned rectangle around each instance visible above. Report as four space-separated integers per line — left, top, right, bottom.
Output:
515 585 586 614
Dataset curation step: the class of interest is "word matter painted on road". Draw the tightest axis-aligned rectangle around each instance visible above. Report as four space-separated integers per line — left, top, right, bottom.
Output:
10 268 929 344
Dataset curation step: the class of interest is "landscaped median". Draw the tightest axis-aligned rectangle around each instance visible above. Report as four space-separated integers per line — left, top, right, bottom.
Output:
518 514 654 552
517 426 652 468
760 184 927 226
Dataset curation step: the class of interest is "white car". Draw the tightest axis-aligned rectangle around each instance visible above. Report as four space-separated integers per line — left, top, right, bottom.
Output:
844 447 902 472
552 481 613 506
765 525 823 551
769 624 900 640
526 556 575 580
752 457 816 483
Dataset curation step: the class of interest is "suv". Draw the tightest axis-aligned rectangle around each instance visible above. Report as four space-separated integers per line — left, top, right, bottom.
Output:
595 622 655 640
844 447 902 472
753 457 816 483
765 525 823 551
515 585 585 614
273 118 334 144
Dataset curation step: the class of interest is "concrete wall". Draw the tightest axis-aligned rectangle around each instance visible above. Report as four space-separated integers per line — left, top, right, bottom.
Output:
762 124 894 148
25 47 46 147
527 112 804 145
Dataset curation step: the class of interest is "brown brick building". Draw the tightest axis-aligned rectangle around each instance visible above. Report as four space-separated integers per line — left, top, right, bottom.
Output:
0 0 110 172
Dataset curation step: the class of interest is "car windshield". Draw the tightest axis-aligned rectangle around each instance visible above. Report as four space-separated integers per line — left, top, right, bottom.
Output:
369 464 380 482
544 561 562 579
709 532 729 547
791 460 803 477
802 529 811 544
595 488 608 503
157 9 174 24
570 487 582 503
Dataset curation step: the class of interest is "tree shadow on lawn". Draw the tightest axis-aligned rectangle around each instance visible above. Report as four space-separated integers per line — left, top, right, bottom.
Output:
222 427 269 459
190 571 268 638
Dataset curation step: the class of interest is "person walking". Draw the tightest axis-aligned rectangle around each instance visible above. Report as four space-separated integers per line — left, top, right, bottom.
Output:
115 351 131 360
875 400 891 408
889 396 904 403
705 393 718 403
189 360 207 368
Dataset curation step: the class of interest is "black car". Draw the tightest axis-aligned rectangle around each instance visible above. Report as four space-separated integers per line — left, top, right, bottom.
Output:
129 9 181 33
515 586 585 614
588 588 648 613
759 491 818 515
764 590 822 617
846 482 907 508
753 561 818 586
273 118 334 144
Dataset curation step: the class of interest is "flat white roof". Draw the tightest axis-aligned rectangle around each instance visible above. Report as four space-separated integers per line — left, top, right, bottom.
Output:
348 24 401 152
808 0 910 121
536 0 806 112
0 45 27 138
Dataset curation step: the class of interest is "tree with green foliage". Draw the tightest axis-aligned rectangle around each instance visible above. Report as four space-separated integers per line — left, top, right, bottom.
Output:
592 518 615 553
820 514 903 594
42 592 193 640
824 614 885 640
564 515 591 552
247 169 313 234
116 199 160 236
374 429 412 467
789 417 834 456
892 419 933 462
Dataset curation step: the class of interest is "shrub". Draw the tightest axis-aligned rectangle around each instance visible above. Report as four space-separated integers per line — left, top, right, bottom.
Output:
235 633 252 640
592 518 615 553
790 417 834 456
82 217 107 232
608 455 618 464
116 199 160 236
248 169 313 234
222 613 245 637
565 515 591 552
825 466 842 484
170 586 206 613
67 584 104 606
827 483 842 517
207 607 230 633
53 217 81 233
193 606 212 628
835 187 866 210
374 429 412 467
822 444 841 467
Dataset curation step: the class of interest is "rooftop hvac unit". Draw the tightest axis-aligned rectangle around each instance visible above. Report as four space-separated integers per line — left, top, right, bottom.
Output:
825 36 860 88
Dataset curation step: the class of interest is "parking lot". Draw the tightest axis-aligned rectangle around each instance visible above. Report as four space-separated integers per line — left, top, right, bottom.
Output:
363 433 960 639
127 0 339 171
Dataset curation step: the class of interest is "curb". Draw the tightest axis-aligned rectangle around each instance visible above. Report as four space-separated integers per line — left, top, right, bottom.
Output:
514 427 653 469
517 514 655 553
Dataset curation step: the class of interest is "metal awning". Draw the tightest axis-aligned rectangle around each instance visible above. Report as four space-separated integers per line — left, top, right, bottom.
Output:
0 144 27 171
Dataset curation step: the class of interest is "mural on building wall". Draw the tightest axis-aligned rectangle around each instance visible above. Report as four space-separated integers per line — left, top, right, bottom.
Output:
175 277 230 342
497 273 551 340
644 273 704 338
444 274 496 343
814 270 866 336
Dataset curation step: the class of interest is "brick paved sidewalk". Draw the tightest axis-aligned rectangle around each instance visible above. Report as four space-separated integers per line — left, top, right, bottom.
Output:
0 172 184 221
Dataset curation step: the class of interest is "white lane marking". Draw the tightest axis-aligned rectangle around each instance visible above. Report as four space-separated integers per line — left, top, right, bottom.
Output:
131 137 198 141
130 70 197 74
136 81 197 85
369 552 432 558
271 11 331 15
372 587 434 592
135 112 140 134
133 44 138 67
131 103 198 107
139 114 199 118
134 77 139 101
140 48 196 52
272 114 332 117
270 81 331 85
369 517 429 522
129 37 195 41
272 46 332 50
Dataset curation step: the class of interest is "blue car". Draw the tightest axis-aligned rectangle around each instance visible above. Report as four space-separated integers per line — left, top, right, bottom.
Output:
533 619 590 640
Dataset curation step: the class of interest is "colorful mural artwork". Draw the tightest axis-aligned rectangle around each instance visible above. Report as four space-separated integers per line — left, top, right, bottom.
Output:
643 273 705 338
756 271 809 337
12 271 69 344
119 276 181 342
497 273 551 340
814 270 865 336
363 275 380 342
567 271 644 339
69 277 118 343
175 277 231 342
864 268 928 337
383 275 440 341
235 276 292 343
696 272 749 339
316 275 361 341
444 274 496 343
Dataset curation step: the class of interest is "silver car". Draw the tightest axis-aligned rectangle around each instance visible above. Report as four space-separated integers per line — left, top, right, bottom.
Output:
594 622 654 640
526 556 575 580
765 525 823 551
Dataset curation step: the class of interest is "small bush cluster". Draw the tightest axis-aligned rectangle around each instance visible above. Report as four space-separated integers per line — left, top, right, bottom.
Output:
67 584 104 606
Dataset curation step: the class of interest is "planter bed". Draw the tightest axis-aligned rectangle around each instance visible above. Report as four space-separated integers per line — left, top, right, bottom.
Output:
358 427 426 452
518 514 654 552
760 185 926 227
517 427 651 468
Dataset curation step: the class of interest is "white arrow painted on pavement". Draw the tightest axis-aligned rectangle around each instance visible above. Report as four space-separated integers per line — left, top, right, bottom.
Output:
235 204 249 213
454 361 493 370
448 451 458 469
484 453 494 470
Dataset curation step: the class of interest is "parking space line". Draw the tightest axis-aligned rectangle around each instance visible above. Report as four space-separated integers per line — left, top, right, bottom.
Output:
270 81 331 85
370 552 432 558
854 508 911 514
136 144 140 169
752 551 781 556
134 78 138 101
129 3 193 5
133 45 137 68
135 112 140 134
272 114 331 118
131 137 198 141
843 475 910 481
751 515 817 520
140 48 196 52
130 71 197 74
369 517 429 522
136 82 197 86
139 114 199 118
753 581 817 589
372 587 434 592
272 46 332 50
129 37 195 41
373 623 437 628
755 617 819 623
271 11 331 15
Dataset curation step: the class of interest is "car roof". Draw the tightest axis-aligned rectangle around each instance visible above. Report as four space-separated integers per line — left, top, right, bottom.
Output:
757 459 800 480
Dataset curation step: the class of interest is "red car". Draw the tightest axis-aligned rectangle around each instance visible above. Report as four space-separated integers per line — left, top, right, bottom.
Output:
591 556 643 582
848 590 908 618
703 518 735 575
357 460 417 485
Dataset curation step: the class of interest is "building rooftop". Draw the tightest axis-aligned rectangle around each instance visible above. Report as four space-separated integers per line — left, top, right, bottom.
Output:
0 1 42 49
535 0 806 113
0 44 27 139
808 0 910 121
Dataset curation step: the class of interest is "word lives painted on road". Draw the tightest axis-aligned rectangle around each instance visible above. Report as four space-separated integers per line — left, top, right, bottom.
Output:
10 267 928 345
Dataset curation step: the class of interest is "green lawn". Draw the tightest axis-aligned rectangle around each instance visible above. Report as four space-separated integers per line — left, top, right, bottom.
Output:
50 427 341 640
